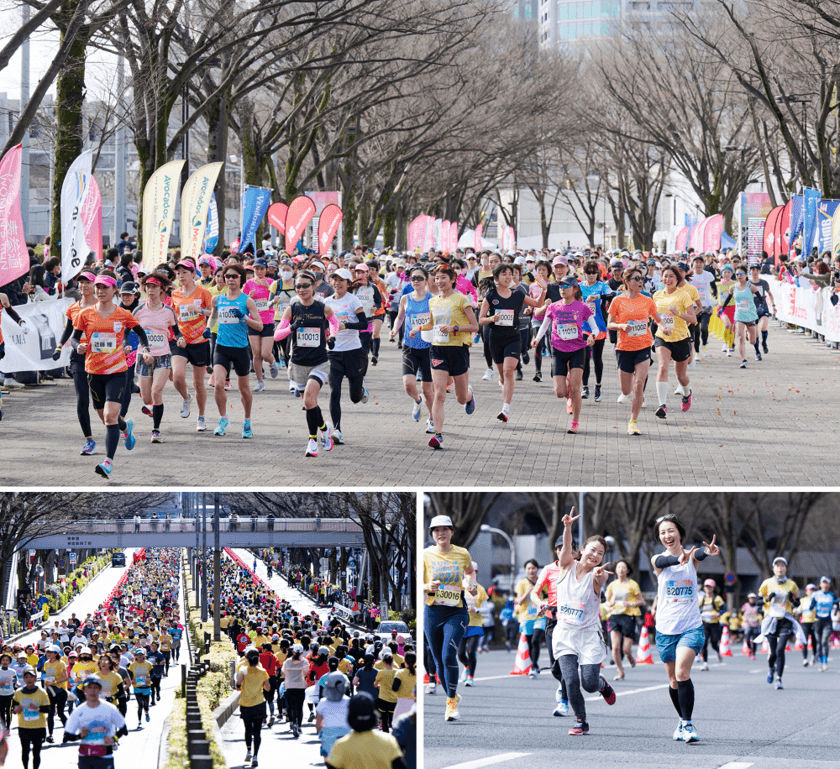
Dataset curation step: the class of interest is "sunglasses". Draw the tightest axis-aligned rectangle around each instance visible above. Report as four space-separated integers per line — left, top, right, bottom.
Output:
410 276 425 282
628 276 644 282
224 273 240 279
585 270 598 275
295 283 313 289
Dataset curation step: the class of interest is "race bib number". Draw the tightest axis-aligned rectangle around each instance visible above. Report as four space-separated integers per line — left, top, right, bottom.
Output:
409 313 430 328
91 332 118 353
179 304 200 321
360 297 374 316
276 300 289 315
701 609 718 622
433 326 450 344
255 298 270 313
525 603 539 619
737 299 750 312
44 674 55 684
665 580 693 603
659 313 675 329
23 699 39 721
135 675 147 686
100 680 111 696
769 602 786 618
433 585 461 607
219 309 240 324
147 332 166 348
296 327 321 347
626 319 648 337
558 600 586 626
0 680 11 695
556 322 578 341
495 309 514 327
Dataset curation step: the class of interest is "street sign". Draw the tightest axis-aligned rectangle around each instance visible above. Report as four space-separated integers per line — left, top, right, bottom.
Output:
58 559 65 569
69 553 77 563
724 572 737 584
348 560 356 568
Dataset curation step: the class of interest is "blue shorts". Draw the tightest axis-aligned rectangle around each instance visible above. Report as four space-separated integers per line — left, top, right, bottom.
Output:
655 625 705 663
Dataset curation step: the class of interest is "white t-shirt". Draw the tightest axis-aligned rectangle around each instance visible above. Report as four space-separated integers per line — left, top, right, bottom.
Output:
316 696 350 729
65 700 126 745
324 293 364 352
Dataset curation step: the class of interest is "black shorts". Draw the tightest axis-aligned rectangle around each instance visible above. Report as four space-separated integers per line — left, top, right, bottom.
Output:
88 372 126 409
248 321 275 338
616 346 652 374
756 306 770 319
489 333 521 364
213 344 251 377
170 339 210 367
430 345 470 377
402 346 432 381
329 347 364 380
654 336 692 362
609 613 636 639
550 347 585 376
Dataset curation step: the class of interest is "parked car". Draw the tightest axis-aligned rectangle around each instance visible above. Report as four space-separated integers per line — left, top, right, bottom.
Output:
375 620 411 643
111 552 126 567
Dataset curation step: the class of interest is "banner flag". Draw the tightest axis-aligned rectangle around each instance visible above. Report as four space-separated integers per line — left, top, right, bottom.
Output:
763 207 782 259
141 159 185 269
407 215 425 251
204 193 219 254
701 213 724 252
674 226 689 253
0 145 30 287
450 222 458 253
0 298 72 373
788 194 804 252
285 195 316 250
475 223 483 252
239 186 272 253
803 188 821 255
779 199 792 261
267 202 288 235
180 162 223 261
816 200 840 254
80 175 102 263
832 205 840 259
317 204 343 255
60 150 94 281
441 220 450 251
423 215 434 252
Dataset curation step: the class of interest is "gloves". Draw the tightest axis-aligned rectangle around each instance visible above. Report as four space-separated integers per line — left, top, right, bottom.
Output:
202 328 212 339
289 319 303 331
52 346 63 361
229 308 244 319
327 336 335 350
19 320 28 335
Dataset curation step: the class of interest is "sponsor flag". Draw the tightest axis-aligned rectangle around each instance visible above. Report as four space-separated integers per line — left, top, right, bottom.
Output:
475 223 483 252
779 199 792 262
239 186 272 253
450 221 458 252
789 195 804 252
702 213 724 252
267 201 288 236
142 159 185 269
815 200 840 253
763 206 783 259
204 193 219 254
180 162 223 261
317 204 343 255
832 205 840 259
422 215 434 252
674 226 689 253
407 215 425 251
60 150 94 281
0 145 30 287
80 175 102 262
802 187 821 254
441 220 450 251
285 195 316 250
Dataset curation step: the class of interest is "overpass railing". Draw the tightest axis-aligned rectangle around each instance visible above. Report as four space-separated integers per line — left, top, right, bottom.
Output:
40 517 364 536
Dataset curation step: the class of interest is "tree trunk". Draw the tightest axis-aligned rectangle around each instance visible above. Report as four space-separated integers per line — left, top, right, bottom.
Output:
207 93 230 253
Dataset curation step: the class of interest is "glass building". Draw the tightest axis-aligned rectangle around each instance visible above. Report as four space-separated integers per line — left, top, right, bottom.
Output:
538 0 665 45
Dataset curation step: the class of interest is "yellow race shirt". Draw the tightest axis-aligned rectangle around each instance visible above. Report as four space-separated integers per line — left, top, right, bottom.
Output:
800 594 817 623
71 660 98 684
677 282 700 307
13 687 49 729
43 660 68 689
427 291 473 346
374 667 399 704
698 595 725 624
514 578 541 624
759 578 799 618
424 545 472 608
97 671 124 699
465 583 488 627
239 665 269 708
653 288 693 342
328 729 403 769
394 667 416 700
605 579 642 617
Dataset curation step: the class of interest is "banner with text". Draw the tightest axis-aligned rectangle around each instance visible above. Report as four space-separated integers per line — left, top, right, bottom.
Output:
317 204 343 255
766 278 840 343
0 145 30 288
60 150 93 281
142 159 185 269
205 193 219 254
180 162 224 261
80 175 102 262
0 298 73 373
239 186 272 253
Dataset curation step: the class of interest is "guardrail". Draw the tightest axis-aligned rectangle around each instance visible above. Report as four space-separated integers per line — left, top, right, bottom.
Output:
37 517 364 535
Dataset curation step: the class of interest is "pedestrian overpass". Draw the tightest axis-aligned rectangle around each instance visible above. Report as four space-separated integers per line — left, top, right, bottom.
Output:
22 517 367 550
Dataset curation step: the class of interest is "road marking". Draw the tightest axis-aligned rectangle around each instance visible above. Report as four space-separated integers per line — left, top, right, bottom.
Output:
717 764 754 769
441 754 533 769
586 683 670 701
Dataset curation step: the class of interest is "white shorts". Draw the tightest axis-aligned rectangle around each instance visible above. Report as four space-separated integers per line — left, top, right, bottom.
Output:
553 624 607 666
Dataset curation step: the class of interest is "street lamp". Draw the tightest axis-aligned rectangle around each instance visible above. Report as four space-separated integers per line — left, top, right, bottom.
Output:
480 524 516 592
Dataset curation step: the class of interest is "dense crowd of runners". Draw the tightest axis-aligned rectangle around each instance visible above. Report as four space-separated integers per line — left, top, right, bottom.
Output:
0 242 824 472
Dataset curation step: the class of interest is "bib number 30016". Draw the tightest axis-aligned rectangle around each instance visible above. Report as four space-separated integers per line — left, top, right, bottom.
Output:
433 585 461 607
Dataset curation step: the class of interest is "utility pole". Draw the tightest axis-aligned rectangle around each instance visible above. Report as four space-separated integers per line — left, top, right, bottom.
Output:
115 55 126 242
20 4 30 239
213 493 220 641
200 493 207 622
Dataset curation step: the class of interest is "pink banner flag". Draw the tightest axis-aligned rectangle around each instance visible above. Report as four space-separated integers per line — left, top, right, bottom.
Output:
0 145 29 287
674 226 689 253
702 213 724 252
317 204 343 255
81 175 102 261
474 223 483 252
285 195 316 248
441 220 450 251
762 208 782 259
408 215 425 251
423 215 434 252
267 202 288 235
450 221 458 252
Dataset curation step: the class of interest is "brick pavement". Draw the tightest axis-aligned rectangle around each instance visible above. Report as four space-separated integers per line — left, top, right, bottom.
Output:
1 321 838 486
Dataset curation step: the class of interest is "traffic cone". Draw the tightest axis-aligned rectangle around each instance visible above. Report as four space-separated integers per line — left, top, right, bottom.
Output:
635 626 654 664
761 638 770 654
423 673 429 684
741 639 750 655
720 626 733 657
832 635 840 650
510 632 531 675
794 636 803 651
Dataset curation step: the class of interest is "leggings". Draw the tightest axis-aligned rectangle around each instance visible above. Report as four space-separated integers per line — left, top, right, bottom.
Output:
359 331 372 378
557 655 604 721
767 620 794 678
424 643 437 682
120 362 136 418
375 697 396 732
135 691 150 719
0 693 12 729
115 696 127 717
530 627 545 669
743 625 760 656
693 310 711 351
582 338 605 386
285 688 305 728
481 325 493 369
545 618 568 701
19 727 46 769
816 618 833 660
242 713 263 754
46 686 67 735
71 354 93 438
457 634 481 677
801 622 816 659
424 604 469 698
531 326 547 373
151 676 162 700
328 353 365 431
701 622 722 661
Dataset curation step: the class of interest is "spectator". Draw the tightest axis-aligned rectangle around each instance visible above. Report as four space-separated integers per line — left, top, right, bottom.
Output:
325 692 406 769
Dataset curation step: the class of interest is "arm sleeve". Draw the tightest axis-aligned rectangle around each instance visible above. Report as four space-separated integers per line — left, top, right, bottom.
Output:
134 326 149 349
343 309 368 330
694 549 709 561
373 286 382 309
274 318 292 341
59 316 75 345
5 305 23 324
653 554 680 569
328 314 339 337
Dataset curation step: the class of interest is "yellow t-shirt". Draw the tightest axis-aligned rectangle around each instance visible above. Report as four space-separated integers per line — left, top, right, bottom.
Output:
605 579 642 617
239 665 269 708
13 687 49 730
515 578 541 624
698 595 725 624
158 633 171 651
465 583 488 627
338 657 352 676
799 594 817 624
72 660 99 684
653 288 692 342
678 283 700 307
428 291 473 346
328 728 403 769
128 661 153 689
43 660 68 689
374 667 399 703
759 578 799 618
97 671 124 699
424 545 472 608
393 668 416 700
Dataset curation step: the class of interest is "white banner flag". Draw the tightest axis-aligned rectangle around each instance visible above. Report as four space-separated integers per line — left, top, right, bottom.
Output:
180 162 224 261
60 151 93 282
0 298 72 373
142 159 185 269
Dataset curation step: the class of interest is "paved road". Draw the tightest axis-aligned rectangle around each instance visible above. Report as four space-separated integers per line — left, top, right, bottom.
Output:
3 548 189 769
3 320 839 485
423 646 840 769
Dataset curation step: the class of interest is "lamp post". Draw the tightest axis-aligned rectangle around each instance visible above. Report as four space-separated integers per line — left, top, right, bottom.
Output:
480 524 516 591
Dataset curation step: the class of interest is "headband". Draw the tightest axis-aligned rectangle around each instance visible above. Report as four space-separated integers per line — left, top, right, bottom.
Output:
94 275 117 287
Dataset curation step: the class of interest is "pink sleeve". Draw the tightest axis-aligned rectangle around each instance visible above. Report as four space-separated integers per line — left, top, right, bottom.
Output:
274 318 291 341
328 314 339 337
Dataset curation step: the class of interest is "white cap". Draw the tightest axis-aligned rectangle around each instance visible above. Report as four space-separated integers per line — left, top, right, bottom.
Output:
332 268 353 281
429 515 454 530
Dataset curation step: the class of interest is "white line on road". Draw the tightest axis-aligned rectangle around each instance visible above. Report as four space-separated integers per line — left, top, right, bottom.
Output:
717 763 754 769
586 683 670 701
441 753 533 769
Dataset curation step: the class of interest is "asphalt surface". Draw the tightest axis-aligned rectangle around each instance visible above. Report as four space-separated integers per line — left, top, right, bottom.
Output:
3 319 840 486
423 645 840 769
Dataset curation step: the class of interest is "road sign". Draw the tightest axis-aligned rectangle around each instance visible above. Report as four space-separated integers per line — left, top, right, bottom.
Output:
724 571 737 584
58 559 65 568
348 560 356 568
69 553 77 563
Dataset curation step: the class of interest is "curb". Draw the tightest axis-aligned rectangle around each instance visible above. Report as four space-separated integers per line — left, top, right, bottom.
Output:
212 689 241 730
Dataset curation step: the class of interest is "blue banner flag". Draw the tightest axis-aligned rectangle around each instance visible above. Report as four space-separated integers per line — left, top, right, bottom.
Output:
204 193 219 253
802 187 821 256
789 195 804 250
816 200 840 254
239 186 272 253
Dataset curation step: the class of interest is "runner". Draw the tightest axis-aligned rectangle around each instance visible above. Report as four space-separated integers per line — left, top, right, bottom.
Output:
274 271 339 456
11 666 49 769
798 583 818 666
350 263 382 394
550 510 616 736
423 514 477 722
207 264 263 438
812 576 838 672
689 255 716 361
128 649 153 727
170 260 214 432
758 557 803 690
512 560 542 677
652 266 696 419
531 279 598 434
269 259 295 376
71 274 152 479
579 260 613 401
716 265 736 355
62 674 128 768
651 514 720 742
529 260 560 384
741 593 763 661
134 272 181 443
604 560 643 680
697 579 725 671
478 264 545 422
410 265 478 450
719 267 759 368
42 645 68 743
243 257 277 393
235 647 271 767
748 263 774 359
457 567 487 687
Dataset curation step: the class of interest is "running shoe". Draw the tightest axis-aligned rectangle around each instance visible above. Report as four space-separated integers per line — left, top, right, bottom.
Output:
270 363 279 378
245 751 252 762
412 398 423 421
214 416 229 436
740 359 747 368
196 416 207 432
726 349 733 357
180 394 192 418
151 430 163 443
288 383 296 394
123 420 135 450
242 419 253 439
655 405 667 419
522 350 530 365
673 719 684 741
582 386 589 399
566 398 573 414
533 371 542 382
515 369 523 381
700 661 709 671
681 722 699 742
627 419 640 436
428 434 443 449
361 387 369 404
755 351 762 361
305 438 319 457
568 719 589 735
95 460 112 479
617 392 629 403
553 700 571 717
280 356 287 368
141 404 153 417
46 735 54 743
146 713 150 723
762 340 769 353
320 424 333 451
371 354 378 366
721 343 728 352
445 695 460 721
766 670 773 684
251 760 259 768
594 385 602 402
681 389 692 412
332 429 344 445
425 418 435 434
465 388 476 415
600 681 616 705
803 659 810 667
497 411 509 423
255 380 265 393
567 421 579 434
674 385 682 395
465 675 474 687
80 439 97 456
774 679 783 690
426 681 436 695
482 368 494 381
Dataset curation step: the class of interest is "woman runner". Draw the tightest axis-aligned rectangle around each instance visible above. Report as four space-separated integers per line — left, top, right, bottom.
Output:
243 257 277 393
758 557 803 689
604 560 643 680
579 260 613 401
697 579 725 671
457 563 488 688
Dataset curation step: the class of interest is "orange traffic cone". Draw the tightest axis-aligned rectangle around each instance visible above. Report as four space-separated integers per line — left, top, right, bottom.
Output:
720 626 733 657
794 636 803 651
510 632 532 675
761 638 770 654
740 639 750 655
635 626 654 664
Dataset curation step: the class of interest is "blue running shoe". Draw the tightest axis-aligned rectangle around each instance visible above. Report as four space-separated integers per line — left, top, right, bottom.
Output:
80 439 97 456
123 420 135 450
95 460 112 479
766 670 774 684
242 419 253 439
215 416 229 436
465 387 476 415
361 387 369 404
